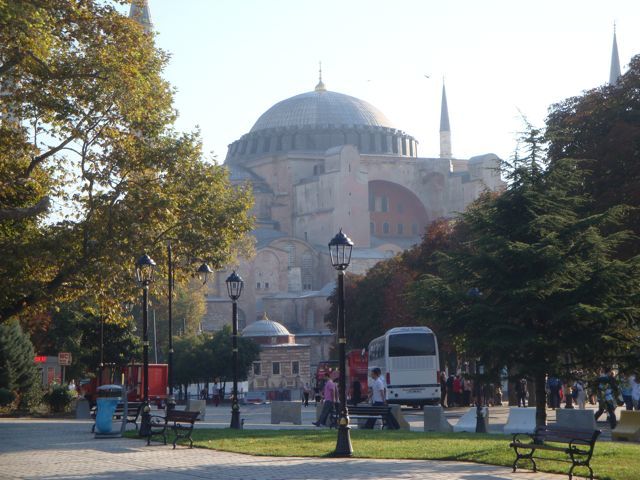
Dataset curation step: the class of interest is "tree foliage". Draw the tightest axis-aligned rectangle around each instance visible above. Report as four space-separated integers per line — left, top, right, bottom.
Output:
409 134 640 425
546 54 640 257
173 326 260 391
0 320 40 409
324 219 460 351
0 0 253 325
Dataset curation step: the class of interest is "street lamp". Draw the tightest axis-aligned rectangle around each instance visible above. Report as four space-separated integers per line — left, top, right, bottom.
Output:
328 228 354 457
197 262 214 285
475 360 487 433
135 253 156 437
166 242 177 411
225 270 244 429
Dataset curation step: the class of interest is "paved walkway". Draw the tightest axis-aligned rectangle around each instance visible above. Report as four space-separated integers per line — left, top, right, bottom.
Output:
0 418 568 480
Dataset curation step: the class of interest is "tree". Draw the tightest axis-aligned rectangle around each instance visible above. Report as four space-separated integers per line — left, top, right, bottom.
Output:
546 54 640 258
0 320 40 409
0 1 253 325
410 133 640 426
323 219 459 353
172 327 260 395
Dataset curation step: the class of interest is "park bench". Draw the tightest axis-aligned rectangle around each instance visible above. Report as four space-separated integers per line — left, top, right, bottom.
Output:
91 401 144 433
509 424 601 480
146 409 200 449
331 405 400 430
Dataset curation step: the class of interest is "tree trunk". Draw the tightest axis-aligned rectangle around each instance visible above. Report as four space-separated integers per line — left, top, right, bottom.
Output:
534 372 547 427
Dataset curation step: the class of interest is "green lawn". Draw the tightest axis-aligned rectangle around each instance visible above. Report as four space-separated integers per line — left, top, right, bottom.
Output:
131 429 640 480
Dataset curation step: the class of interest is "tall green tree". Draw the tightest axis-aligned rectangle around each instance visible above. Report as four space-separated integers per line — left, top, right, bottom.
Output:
0 1 253 325
546 54 640 258
0 320 40 409
410 134 640 426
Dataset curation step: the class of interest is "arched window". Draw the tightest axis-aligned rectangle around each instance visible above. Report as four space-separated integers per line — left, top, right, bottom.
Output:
370 222 375 234
383 222 389 234
381 196 388 212
397 223 403 235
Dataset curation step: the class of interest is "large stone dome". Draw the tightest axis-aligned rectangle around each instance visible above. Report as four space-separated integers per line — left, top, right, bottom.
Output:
225 80 418 163
250 90 395 132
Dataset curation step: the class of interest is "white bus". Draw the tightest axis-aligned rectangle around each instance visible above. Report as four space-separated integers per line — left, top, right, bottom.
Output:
367 326 441 407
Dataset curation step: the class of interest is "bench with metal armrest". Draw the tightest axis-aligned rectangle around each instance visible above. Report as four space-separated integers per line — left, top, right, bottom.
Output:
146 410 200 449
509 424 601 480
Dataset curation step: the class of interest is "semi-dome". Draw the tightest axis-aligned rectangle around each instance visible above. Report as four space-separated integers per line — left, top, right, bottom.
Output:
250 89 395 133
242 313 291 337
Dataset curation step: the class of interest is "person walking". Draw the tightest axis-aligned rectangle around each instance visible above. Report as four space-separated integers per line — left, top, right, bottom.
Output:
547 376 562 409
313 372 337 427
364 367 386 429
619 372 634 410
594 369 619 429
302 383 310 407
515 378 528 407
439 371 447 407
573 379 586 410
212 380 220 407
631 373 640 410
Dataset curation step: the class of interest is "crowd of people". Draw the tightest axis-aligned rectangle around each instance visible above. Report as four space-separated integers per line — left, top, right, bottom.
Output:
439 372 503 408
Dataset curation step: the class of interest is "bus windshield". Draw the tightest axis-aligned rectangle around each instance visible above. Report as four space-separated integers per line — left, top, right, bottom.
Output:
388 333 436 357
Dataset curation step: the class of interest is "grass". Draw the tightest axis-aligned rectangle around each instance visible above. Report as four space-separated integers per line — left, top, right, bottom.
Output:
128 429 640 480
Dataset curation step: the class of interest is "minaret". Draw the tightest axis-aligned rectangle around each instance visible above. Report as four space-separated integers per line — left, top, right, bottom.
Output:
609 23 621 85
129 0 153 34
439 81 452 159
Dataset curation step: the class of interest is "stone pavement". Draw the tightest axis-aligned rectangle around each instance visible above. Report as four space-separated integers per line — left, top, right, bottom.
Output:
0 418 568 480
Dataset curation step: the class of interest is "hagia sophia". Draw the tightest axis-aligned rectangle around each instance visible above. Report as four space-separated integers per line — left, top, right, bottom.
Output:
128 1 624 396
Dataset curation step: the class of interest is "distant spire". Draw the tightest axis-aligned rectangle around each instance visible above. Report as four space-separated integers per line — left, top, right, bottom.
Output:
609 23 621 85
315 61 326 92
129 0 153 34
439 80 452 159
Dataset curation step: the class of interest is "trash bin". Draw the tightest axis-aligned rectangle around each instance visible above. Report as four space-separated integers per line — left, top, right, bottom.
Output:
95 384 124 437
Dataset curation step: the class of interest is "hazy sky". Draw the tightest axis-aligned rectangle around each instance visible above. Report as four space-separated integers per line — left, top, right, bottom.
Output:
134 0 640 163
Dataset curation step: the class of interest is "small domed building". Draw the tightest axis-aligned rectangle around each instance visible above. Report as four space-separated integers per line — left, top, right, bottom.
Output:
242 313 311 399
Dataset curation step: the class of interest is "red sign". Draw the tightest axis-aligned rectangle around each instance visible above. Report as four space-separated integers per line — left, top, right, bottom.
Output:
58 352 72 366
34 356 47 363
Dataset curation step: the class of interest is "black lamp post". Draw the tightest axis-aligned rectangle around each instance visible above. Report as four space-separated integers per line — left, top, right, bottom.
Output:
328 228 354 457
166 242 176 411
475 360 487 433
135 253 156 437
225 270 244 429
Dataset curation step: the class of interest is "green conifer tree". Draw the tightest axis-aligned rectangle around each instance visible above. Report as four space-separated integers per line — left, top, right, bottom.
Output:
0 320 40 409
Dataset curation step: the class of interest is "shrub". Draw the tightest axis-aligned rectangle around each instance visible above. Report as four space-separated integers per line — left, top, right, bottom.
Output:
0 388 15 407
43 384 74 413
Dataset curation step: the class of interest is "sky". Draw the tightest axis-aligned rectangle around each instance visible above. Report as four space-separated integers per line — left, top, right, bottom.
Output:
130 0 640 163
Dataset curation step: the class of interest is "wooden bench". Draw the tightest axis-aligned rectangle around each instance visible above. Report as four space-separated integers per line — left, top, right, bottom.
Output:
331 405 400 430
91 401 144 433
147 410 200 449
509 424 601 480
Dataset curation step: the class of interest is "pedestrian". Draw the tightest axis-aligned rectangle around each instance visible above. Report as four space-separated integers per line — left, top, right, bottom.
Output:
302 383 310 407
515 378 527 407
573 379 586 410
594 369 619 429
453 375 462 407
313 372 337 427
364 367 386 429
619 372 634 410
212 380 220 407
547 375 562 409
631 373 640 410
440 371 447 407
446 374 455 407
463 377 472 407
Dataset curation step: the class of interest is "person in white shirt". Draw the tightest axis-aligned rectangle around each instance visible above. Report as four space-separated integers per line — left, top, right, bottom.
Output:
365 367 386 428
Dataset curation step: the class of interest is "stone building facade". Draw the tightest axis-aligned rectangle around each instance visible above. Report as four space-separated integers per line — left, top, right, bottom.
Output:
202 74 505 370
242 314 311 398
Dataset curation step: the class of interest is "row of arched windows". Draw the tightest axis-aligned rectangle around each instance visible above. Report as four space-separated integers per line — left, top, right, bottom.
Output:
370 222 419 236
